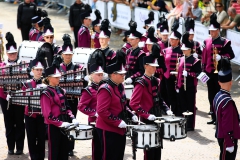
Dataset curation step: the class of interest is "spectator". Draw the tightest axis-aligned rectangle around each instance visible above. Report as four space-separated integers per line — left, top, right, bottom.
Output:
221 7 240 32
186 0 202 21
215 2 228 25
232 0 240 14
136 0 148 8
167 0 183 20
201 0 216 26
17 0 37 41
69 0 85 48
147 0 170 14
182 0 192 18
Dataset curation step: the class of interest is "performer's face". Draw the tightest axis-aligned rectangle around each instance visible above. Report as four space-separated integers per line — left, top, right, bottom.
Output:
62 54 73 64
84 18 92 27
161 35 169 41
44 35 54 44
99 38 109 47
129 38 140 48
189 34 194 41
32 68 43 79
182 49 191 56
170 38 179 47
147 44 153 52
48 77 60 86
145 65 156 75
111 73 125 84
210 30 219 39
94 25 100 33
91 73 103 84
7 52 18 61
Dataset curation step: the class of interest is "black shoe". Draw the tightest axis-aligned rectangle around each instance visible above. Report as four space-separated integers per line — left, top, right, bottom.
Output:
208 111 213 115
207 120 215 125
8 150 14 155
187 128 195 131
68 151 74 156
15 150 23 155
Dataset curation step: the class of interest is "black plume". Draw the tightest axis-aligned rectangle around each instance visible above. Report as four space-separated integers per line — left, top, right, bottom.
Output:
100 19 110 31
62 34 71 45
148 11 154 21
182 31 190 45
84 4 92 13
218 57 231 72
42 18 52 28
185 17 195 31
151 43 161 58
95 9 102 20
52 55 62 68
147 26 155 38
129 20 137 33
5 32 15 45
95 50 106 67
116 50 126 65
210 13 217 24
171 18 179 31
37 8 42 18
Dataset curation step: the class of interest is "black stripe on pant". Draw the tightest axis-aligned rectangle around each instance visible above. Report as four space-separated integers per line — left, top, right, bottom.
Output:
144 147 161 160
96 128 126 160
165 75 178 115
91 126 102 160
48 124 69 160
218 138 238 160
25 115 45 160
0 98 25 151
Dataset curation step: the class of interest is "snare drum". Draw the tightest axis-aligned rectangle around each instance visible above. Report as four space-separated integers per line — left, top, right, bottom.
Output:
131 125 160 149
124 85 133 99
162 116 187 141
69 124 93 140
18 41 44 62
73 48 95 69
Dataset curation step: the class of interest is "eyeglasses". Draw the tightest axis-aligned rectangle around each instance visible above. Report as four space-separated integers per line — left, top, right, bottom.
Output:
45 36 54 39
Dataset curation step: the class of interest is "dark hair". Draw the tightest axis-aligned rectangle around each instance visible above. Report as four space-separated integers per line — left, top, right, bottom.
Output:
42 78 49 85
215 2 223 7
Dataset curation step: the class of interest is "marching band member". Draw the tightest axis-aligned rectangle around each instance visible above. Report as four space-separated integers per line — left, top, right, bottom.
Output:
78 54 105 160
213 58 240 160
157 16 169 50
29 16 40 41
22 59 45 160
96 50 137 160
184 17 202 59
78 5 92 48
59 34 83 156
98 19 116 68
176 32 201 131
202 13 235 125
130 54 173 160
141 11 155 53
162 19 183 115
91 9 102 49
41 65 79 160
0 32 25 155
125 30 146 84
36 19 44 41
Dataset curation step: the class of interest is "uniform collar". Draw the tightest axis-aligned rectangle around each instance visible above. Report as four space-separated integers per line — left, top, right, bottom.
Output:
212 36 220 41
132 46 139 51
109 78 118 86
63 62 72 67
101 46 109 51
33 77 42 83
220 89 230 95
171 45 179 49
91 82 99 86
48 85 57 89
8 59 18 63
144 74 152 80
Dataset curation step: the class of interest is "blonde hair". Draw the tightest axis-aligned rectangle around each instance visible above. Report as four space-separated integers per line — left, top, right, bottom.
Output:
42 78 49 85
174 0 183 6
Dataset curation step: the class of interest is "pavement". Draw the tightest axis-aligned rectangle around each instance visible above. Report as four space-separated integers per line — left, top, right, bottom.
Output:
0 2 240 160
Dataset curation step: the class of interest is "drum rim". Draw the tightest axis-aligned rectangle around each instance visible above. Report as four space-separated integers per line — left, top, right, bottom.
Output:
132 125 159 132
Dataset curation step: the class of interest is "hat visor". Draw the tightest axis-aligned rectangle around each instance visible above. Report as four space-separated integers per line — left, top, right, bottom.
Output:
44 33 54 36
93 70 104 74
147 63 159 67
161 32 169 35
85 16 93 20
33 66 44 69
181 46 190 50
62 51 73 54
99 35 109 38
115 70 127 74
145 41 153 45
209 26 218 31
48 73 61 77
129 35 138 39
7 50 17 54
169 34 178 39
189 31 194 34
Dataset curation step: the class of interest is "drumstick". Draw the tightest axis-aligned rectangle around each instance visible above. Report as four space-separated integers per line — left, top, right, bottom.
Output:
138 116 140 125
155 117 163 119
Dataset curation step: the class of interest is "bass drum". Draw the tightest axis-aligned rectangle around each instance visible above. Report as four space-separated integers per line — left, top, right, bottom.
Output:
73 48 95 70
18 41 44 62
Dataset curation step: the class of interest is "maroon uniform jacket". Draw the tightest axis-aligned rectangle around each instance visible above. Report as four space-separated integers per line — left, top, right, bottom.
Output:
93 32 100 48
29 28 39 41
202 36 234 73
213 89 240 147
78 25 91 48
78 82 99 123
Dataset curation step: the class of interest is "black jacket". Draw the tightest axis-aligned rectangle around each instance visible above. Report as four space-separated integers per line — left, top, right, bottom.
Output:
69 2 85 27
17 2 37 28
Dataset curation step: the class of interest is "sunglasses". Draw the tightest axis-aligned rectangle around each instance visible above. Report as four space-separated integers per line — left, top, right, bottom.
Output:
45 36 54 39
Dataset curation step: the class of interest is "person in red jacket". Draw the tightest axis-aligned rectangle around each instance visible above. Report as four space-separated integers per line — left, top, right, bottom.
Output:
78 11 92 48
213 58 240 160
91 9 102 49
78 54 105 160
40 65 79 160
22 59 46 160
96 50 137 160
29 16 40 41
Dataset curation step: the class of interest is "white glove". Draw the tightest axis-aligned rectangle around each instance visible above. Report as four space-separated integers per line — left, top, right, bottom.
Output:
6 94 11 101
215 54 221 61
124 78 133 84
226 146 234 153
182 70 188 77
147 114 156 121
103 73 108 80
95 112 98 117
132 115 138 123
60 122 71 128
193 53 198 58
84 75 89 81
118 120 127 128
72 119 79 125
166 110 174 116
91 33 95 39
176 89 179 93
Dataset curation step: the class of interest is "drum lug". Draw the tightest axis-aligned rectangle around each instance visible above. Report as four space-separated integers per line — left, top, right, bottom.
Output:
170 135 175 142
144 145 150 151
68 135 74 141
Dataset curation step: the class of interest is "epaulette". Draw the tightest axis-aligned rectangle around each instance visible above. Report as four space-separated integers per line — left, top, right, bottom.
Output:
135 77 148 87
82 87 92 96
99 83 112 96
79 27 86 36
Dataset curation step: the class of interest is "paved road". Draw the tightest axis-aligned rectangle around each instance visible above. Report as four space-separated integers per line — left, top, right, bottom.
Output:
0 2 240 160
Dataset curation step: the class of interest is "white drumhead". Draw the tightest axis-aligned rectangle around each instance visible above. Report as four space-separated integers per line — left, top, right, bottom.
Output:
18 41 44 62
73 48 95 69
162 116 184 122
133 125 157 131
124 85 134 89
76 124 93 130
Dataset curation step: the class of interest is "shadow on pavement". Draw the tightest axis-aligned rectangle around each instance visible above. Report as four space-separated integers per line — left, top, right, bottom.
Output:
187 129 215 145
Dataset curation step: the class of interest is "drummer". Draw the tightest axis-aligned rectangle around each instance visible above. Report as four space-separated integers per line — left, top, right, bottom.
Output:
129 54 173 160
40 65 80 160
96 50 137 160
175 32 201 131
22 59 45 160
59 34 84 156
91 9 102 49
36 19 44 42
78 54 105 160
29 16 40 41
0 32 25 155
